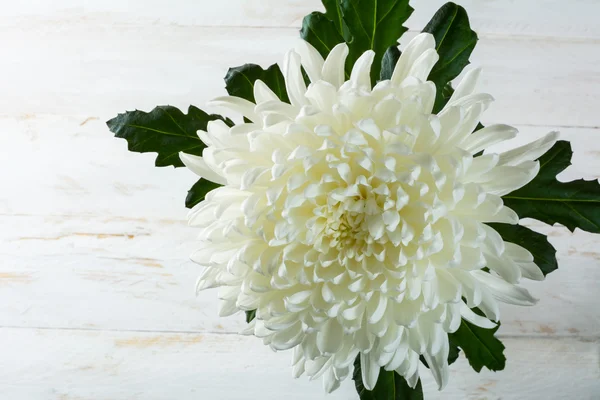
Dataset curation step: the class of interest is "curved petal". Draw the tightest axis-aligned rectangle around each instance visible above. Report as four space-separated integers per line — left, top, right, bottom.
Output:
254 79 280 104
322 43 349 88
391 33 436 85
283 50 309 107
472 270 538 306
444 67 482 109
295 40 325 83
499 131 560 166
179 152 227 184
208 96 260 122
349 50 376 90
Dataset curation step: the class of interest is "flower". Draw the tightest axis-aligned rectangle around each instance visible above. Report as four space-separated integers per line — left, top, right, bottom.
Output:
180 33 559 392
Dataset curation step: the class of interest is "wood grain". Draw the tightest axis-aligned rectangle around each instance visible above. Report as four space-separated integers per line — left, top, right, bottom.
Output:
0 329 597 400
3 1 600 398
0 27 598 128
2 216 599 337
3 0 600 38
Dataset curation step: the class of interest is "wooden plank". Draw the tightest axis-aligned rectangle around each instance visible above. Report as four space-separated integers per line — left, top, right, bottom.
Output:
0 328 598 399
2 217 599 337
1 115 599 336
3 0 600 39
1 116 598 219
0 27 598 128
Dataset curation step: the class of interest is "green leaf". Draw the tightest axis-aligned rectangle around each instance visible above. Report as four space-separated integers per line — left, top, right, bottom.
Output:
185 179 222 209
300 11 346 60
488 223 558 276
352 356 423 400
503 141 600 234
245 310 256 323
447 340 461 365
449 317 505 373
341 0 413 85
323 0 349 40
380 44 401 81
107 105 228 168
224 63 289 103
423 2 478 113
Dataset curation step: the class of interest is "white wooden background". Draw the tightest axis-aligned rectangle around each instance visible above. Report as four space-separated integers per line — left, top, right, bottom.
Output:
1 0 599 399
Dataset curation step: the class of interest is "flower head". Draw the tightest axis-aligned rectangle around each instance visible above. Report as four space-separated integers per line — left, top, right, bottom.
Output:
181 33 558 392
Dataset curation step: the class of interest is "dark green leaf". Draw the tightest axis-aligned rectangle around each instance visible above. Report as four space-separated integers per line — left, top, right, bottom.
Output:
380 45 401 81
107 105 228 168
434 82 455 113
185 179 222 209
300 11 346 60
245 310 256 323
488 223 558 276
224 63 289 103
352 356 423 400
341 0 413 85
323 0 350 40
503 141 600 234
449 317 505 372
423 2 478 113
420 339 460 369
447 340 461 365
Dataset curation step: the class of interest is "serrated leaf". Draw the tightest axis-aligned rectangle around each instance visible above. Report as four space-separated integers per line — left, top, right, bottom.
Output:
107 106 228 168
352 356 423 400
224 63 289 103
449 317 505 373
488 223 558 276
185 179 222 209
300 11 346 60
245 310 256 323
423 2 478 113
503 141 600 234
341 0 413 85
380 44 401 81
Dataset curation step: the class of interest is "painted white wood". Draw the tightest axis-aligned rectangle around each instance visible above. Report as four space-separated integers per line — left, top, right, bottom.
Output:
2 1 600 398
2 220 600 337
3 0 599 38
0 27 598 128
1 118 600 337
2 116 598 219
0 329 598 400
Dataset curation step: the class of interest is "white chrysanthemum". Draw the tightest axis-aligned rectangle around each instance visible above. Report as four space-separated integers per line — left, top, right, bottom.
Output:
181 33 558 392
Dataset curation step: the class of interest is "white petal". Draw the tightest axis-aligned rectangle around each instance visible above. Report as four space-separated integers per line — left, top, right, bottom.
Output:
422 336 449 390
445 68 482 108
349 50 375 89
283 50 308 107
479 161 540 196
361 352 380 391
391 33 436 85
322 43 349 88
253 79 280 104
305 81 337 111
317 318 344 354
498 131 560 166
472 270 538 305
179 152 227 184
323 368 341 393
459 302 496 329
518 261 545 281
461 124 518 155
208 96 260 123
295 40 325 83
408 48 439 81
